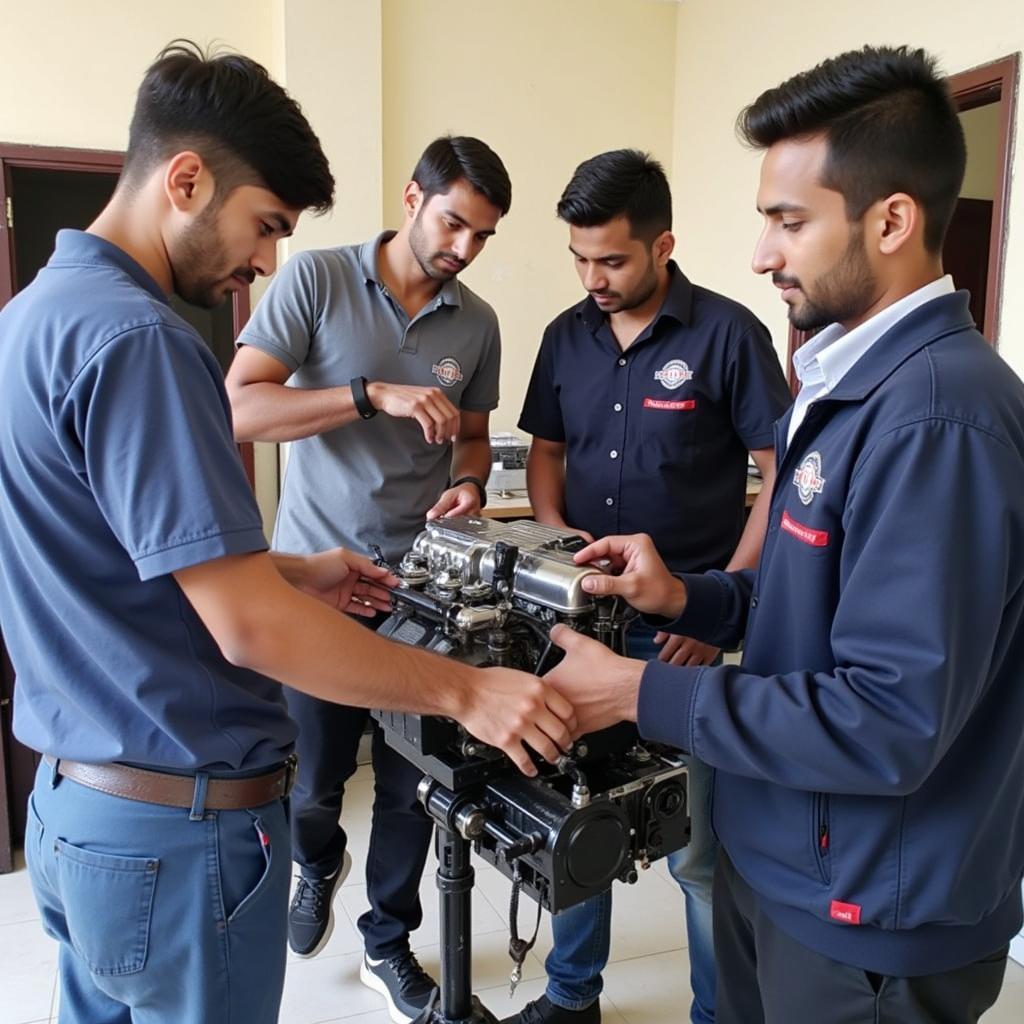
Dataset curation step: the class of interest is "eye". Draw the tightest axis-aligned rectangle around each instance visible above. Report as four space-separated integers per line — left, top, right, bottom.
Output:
259 221 275 238
781 221 803 233
605 260 624 269
444 219 459 230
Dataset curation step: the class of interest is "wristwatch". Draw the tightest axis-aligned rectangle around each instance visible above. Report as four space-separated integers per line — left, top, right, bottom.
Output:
452 475 488 509
350 376 377 420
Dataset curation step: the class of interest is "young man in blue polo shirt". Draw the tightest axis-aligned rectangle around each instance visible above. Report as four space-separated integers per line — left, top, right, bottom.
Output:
0 44 574 1024
509 151 791 1024
544 46 1024 1024
226 135 510 1023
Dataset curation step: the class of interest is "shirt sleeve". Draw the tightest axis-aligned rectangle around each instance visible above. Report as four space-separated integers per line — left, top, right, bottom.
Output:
726 321 792 451
59 323 267 581
459 309 501 412
517 329 565 443
638 419 1022 795
235 250 323 373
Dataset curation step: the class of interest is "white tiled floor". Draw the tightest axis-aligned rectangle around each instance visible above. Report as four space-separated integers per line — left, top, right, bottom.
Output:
3 763 1024 1023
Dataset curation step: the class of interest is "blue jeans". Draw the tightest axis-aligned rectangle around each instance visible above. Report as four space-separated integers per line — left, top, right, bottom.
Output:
545 623 718 1023
25 758 291 1023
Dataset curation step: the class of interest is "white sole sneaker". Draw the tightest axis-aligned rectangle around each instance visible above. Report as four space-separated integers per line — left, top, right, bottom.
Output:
359 956 417 1024
291 849 353 959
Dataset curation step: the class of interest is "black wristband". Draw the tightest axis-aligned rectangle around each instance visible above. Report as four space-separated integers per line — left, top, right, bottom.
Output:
350 376 377 419
451 475 488 509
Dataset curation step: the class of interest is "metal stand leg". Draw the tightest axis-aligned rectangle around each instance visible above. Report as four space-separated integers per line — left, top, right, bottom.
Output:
413 820 498 1023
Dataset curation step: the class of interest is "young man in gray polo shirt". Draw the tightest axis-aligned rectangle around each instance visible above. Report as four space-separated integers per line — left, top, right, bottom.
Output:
226 135 511 1023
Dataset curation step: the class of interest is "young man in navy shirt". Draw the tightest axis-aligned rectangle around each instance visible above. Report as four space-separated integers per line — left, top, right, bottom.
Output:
508 151 791 1024
545 47 1024 1023
0 43 573 1024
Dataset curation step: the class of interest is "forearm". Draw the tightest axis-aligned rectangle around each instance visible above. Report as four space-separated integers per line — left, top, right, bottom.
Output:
231 381 362 442
451 436 492 483
724 462 776 572
526 447 567 525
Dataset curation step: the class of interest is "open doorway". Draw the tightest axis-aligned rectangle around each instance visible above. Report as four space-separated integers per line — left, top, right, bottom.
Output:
784 53 1019 393
0 143 254 872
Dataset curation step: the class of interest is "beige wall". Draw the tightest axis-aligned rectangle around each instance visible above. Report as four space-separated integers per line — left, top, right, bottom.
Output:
672 1 1022 368
960 103 1001 201
381 0 679 431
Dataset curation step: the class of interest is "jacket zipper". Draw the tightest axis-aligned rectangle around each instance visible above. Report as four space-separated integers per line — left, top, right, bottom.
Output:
813 792 831 885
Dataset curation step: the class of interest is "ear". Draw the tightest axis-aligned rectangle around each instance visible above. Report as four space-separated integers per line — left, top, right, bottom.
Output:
652 230 675 267
403 181 424 221
163 151 214 215
873 193 920 257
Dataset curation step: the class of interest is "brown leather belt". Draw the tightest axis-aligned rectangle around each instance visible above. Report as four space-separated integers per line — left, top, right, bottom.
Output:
43 755 297 810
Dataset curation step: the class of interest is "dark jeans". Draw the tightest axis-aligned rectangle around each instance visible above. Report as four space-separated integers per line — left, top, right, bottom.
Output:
714 848 1009 1024
286 617 434 959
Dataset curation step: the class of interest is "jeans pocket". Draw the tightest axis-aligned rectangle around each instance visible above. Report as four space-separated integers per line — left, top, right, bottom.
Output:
52 838 158 976
24 794 45 877
224 813 275 924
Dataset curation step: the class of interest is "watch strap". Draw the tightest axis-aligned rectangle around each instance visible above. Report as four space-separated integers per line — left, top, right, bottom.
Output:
452 475 488 509
350 376 377 419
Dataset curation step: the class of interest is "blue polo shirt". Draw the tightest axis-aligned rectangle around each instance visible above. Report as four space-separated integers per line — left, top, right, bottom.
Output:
0 230 296 772
519 264 791 572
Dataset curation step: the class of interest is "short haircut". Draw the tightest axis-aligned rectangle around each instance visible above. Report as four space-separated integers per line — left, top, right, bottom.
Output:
738 45 966 253
412 136 512 216
122 40 334 214
557 149 672 242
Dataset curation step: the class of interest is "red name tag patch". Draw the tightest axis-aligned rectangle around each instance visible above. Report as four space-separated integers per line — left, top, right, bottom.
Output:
830 900 862 925
643 398 696 411
781 510 830 547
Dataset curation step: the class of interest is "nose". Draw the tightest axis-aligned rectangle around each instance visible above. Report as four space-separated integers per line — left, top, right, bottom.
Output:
451 233 472 262
751 227 781 276
251 237 277 278
582 264 607 293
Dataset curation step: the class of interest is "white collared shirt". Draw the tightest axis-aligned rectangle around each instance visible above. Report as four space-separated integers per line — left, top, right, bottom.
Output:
786 275 955 449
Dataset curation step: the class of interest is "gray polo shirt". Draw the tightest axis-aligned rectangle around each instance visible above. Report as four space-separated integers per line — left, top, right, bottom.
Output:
238 231 501 562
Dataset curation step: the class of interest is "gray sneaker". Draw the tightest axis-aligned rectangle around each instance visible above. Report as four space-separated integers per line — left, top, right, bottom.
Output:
359 951 438 1023
287 850 352 958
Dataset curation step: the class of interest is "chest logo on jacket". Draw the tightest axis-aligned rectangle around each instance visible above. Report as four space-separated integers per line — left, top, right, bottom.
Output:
793 451 826 505
653 359 693 390
432 357 464 388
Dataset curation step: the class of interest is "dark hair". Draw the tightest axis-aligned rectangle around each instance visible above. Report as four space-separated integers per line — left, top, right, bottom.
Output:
411 136 512 216
122 40 334 214
738 45 966 253
557 149 672 242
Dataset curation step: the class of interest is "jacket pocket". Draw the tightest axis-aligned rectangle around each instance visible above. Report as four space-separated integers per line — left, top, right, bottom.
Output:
53 839 158 976
812 792 831 885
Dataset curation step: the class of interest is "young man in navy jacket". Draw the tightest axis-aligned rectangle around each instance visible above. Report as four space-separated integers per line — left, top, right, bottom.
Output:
544 45 1024 1023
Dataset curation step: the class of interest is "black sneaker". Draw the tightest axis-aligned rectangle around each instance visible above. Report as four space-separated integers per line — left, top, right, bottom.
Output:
287 850 352 957
500 995 601 1024
360 951 438 1023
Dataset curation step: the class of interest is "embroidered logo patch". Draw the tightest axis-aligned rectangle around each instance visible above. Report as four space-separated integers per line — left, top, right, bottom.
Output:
793 451 826 505
829 900 862 925
781 510 829 547
643 398 696 411
432 357 464 388
653 359 693 390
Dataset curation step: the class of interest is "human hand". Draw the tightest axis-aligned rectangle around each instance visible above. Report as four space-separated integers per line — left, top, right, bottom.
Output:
426 482 481 520
457 667 576 776
543 624 644 737
365 381 460 444
300 548 398 616
654 633 720 667
574 533 686 618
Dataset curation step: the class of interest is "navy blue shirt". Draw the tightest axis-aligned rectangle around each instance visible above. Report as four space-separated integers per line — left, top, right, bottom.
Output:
0 230 296 772
519 264 791 572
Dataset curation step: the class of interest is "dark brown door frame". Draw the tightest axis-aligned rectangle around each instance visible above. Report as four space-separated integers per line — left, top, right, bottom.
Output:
784 52 1019 392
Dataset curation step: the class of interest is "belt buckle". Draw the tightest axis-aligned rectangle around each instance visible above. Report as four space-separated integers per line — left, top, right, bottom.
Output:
281 754 298 798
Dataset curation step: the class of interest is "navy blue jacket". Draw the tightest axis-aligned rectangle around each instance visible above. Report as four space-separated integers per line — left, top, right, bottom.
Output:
638 291 1024 975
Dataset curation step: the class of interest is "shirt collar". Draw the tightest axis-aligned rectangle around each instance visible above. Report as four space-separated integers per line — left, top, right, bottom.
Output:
791 275 955 392
359 229 463 309
578 260 693 335
49 229 169 305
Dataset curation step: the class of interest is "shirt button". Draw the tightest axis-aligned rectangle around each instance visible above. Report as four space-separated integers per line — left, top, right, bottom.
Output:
617 357 627 366
606 497 614 506
751 596 759 609
610 450 619 459
613 403 623 412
